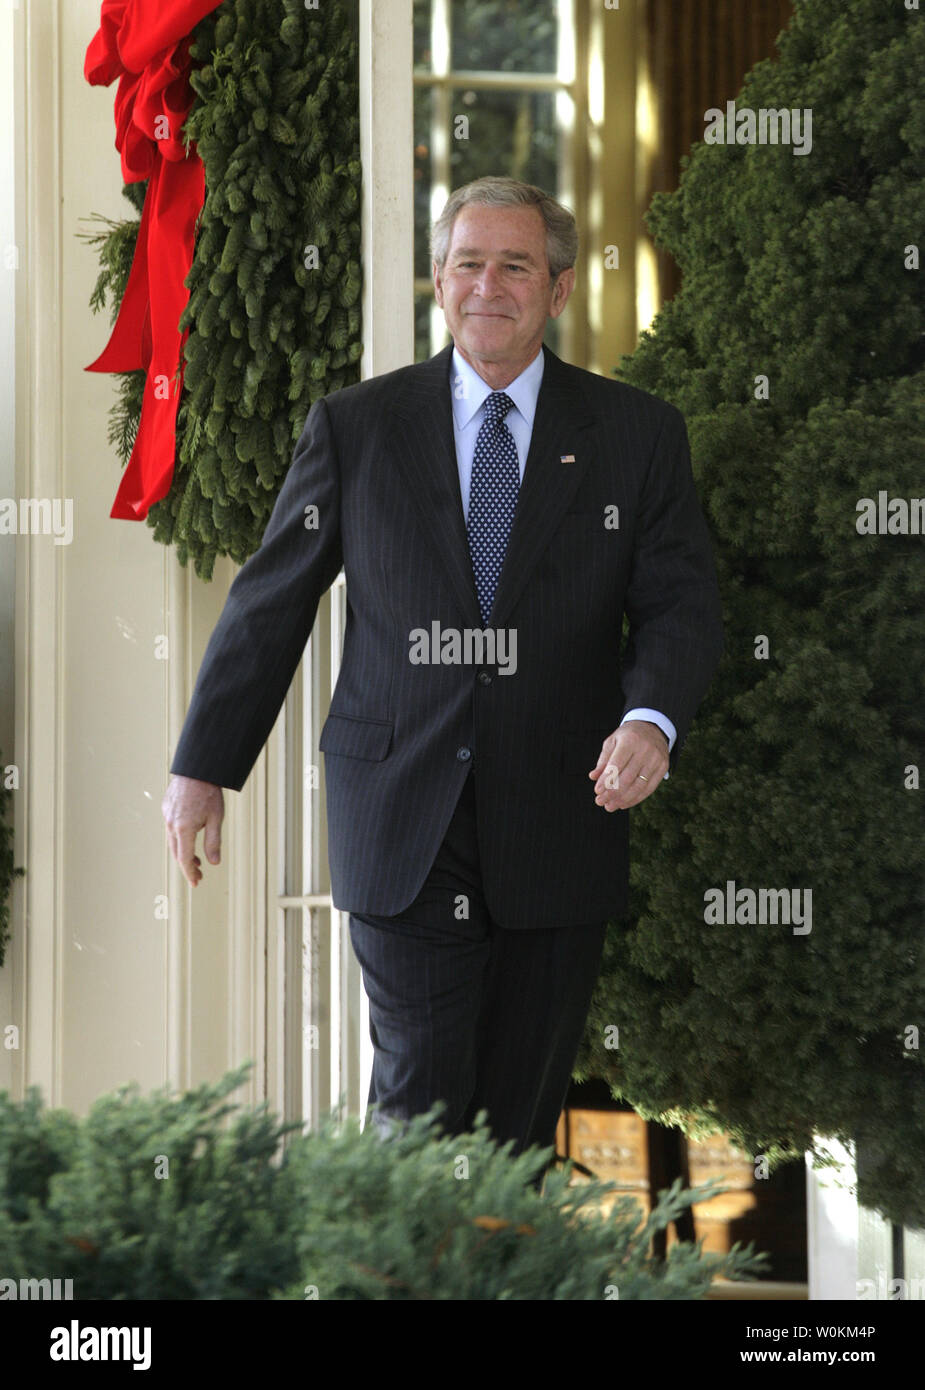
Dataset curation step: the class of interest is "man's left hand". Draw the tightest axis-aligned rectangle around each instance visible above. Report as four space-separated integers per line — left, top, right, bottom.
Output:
588 721 669 811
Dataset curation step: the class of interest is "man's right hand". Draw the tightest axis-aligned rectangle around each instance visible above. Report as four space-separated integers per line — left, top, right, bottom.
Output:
162 775 225 887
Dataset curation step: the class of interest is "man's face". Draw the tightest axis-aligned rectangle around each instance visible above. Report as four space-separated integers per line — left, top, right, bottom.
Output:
433 204 575 378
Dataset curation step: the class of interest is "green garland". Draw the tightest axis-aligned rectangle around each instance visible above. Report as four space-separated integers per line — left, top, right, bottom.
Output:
85 0 362 580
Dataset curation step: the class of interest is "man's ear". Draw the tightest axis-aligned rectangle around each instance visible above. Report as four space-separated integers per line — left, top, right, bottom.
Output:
433 260 445 307
550 266 576 318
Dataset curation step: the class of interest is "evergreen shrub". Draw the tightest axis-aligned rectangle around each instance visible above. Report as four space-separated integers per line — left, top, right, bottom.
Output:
0 1066 765 1300
578 0 925 1229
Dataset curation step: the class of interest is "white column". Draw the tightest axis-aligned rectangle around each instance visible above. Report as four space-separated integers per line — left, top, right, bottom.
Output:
14 0 69 1105
359 0 415 377
0 0 23 1097
349 0 414 1119
806 1138 860 1300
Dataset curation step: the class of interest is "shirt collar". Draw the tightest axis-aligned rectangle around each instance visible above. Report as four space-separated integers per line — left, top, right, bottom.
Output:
451 346 545 431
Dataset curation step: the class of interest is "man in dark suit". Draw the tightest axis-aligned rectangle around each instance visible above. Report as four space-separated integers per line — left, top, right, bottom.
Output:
163 176 723 1163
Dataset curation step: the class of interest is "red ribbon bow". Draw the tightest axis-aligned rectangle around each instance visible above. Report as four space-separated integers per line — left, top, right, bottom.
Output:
85 0 223 519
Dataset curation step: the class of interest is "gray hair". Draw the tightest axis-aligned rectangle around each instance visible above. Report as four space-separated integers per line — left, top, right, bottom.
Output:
430 176 579 279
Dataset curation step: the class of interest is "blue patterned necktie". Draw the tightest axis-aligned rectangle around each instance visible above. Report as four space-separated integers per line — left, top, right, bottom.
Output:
466 391 520 625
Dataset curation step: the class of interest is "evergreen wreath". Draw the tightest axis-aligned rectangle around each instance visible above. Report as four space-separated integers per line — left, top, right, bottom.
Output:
84 0 362 580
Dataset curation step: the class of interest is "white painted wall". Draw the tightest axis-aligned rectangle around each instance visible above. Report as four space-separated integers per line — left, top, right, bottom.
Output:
3 0 257 1115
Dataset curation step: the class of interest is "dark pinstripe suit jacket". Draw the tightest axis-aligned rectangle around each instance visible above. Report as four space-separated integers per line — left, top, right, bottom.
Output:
170 342 723 929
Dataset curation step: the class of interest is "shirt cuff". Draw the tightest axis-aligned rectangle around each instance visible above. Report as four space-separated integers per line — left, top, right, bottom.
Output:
620 708 676 780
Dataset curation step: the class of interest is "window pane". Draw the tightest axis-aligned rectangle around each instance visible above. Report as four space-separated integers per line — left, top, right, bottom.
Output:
413 0 433 71
414 87 434 281
452 0 559 74
415 0 560 74
414 295 436 362
450 88 558 191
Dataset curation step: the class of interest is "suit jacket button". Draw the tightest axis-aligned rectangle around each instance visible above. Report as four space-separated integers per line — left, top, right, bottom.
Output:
477 671 492 685
456 747 472 761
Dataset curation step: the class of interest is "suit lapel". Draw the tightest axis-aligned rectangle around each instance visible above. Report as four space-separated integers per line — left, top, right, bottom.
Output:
390 344 483 626
389 342 596 631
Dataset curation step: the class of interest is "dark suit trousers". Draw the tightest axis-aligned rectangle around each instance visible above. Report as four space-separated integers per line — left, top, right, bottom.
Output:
348 769 607 1162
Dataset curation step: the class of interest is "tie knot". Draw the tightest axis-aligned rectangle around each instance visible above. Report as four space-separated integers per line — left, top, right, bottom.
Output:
483 392 514 427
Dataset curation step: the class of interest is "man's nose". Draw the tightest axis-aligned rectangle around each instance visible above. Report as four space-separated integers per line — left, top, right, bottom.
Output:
473 262 503 297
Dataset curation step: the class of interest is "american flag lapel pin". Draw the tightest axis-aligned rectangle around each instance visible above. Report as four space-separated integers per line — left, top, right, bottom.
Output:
560 453 576 463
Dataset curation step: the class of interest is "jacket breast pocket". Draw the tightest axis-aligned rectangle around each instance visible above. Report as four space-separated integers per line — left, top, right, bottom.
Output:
319 714 393 761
